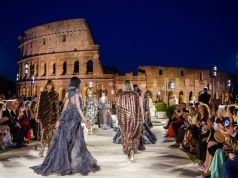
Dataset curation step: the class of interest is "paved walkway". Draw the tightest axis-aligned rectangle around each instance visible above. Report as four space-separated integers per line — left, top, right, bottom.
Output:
0 125 199 178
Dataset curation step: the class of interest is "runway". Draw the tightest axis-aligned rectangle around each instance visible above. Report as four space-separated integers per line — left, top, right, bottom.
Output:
0 125 199 178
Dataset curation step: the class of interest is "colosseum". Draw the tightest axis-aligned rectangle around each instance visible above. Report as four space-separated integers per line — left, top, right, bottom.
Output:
16 18 234 104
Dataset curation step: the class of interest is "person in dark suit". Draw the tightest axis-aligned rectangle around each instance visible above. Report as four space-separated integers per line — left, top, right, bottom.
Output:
198 87 211 105
2 101 23 147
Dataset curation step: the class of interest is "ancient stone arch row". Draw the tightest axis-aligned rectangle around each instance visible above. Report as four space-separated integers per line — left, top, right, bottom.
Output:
17 56 101 81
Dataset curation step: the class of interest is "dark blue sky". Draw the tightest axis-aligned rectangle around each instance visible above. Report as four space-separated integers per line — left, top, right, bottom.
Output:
0 0 238 81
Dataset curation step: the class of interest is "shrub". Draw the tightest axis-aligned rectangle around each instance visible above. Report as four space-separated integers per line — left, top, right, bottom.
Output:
166 104 176 119
155 102 167 112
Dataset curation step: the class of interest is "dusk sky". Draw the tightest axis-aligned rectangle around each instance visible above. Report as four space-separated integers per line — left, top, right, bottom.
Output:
0 0 238 81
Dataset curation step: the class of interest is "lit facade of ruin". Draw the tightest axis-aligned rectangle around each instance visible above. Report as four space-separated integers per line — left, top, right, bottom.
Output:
16 19 233 103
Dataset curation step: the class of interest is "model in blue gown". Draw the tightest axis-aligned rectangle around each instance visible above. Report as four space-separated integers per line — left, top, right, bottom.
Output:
31 88 100 176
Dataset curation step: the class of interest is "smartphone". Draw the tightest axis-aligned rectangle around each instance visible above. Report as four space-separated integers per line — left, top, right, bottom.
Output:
224 117 230 127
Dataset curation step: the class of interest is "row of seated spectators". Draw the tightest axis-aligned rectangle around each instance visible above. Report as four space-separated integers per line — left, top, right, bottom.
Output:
165 102 238 178
0 97 39 150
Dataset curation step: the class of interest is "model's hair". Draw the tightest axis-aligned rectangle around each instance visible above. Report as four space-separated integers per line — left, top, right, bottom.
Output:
68 76 81 91
123 80 133 92
45 80 55 91
199 103 210 119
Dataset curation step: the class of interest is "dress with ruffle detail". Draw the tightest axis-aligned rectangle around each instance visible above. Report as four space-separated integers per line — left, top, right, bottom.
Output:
31 90 100 176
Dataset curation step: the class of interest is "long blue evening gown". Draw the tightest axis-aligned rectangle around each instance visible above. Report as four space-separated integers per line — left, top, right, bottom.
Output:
31 90 100 176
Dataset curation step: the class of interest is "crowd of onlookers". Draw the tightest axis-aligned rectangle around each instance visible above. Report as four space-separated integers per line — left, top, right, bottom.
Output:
0 94 39 151
1 86 238 178
165 95 238 177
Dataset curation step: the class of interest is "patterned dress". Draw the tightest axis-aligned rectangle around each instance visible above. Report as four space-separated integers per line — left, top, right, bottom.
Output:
85 95 97 126
98 96 111 127
38 91 60 145
116 91 143 157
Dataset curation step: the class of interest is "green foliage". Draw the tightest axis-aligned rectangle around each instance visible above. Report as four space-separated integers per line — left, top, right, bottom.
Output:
155 102 167 112
166 104 176 118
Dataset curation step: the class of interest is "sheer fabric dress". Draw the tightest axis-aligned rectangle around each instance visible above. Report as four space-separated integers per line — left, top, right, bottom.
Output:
31 90 100 176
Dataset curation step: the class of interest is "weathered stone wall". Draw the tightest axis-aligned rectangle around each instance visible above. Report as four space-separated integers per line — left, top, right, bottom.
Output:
16 19 234 103
138 66 233 103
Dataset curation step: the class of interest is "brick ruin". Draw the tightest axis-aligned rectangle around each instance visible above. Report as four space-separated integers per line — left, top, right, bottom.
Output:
16 19 233 103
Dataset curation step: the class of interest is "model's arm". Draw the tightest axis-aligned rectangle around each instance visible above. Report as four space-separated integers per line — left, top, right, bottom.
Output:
61 93 69 112
75 93 90 128
139 96 144 122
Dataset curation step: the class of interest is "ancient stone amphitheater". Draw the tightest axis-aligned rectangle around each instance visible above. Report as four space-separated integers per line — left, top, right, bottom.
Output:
16 18 233 103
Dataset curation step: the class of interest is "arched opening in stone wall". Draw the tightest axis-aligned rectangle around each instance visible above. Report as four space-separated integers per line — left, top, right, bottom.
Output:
73 61 79 75
179 91 184 103
86 60 93 74
50 62 56 75
62 62 67 75
43 63 46 76
30 64 34 76
53 63 56 75
22 87 26 96
189 91 193 101
35 64 38 76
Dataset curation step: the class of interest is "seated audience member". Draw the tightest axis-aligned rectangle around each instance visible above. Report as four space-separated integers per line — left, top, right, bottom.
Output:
164 104 179 130
19 100 31 143
2 101 23 148
196 103 211 166
170 107 190 148
220 125 238 178
167 103 187 137
208 105 238 178
29 100 39 141
181 107 198 154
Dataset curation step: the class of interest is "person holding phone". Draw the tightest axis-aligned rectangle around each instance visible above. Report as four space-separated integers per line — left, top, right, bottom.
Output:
219 124 238 178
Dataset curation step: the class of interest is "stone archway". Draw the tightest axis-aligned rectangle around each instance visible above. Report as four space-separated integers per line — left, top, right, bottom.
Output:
73 61 79 75
49 61 56 75
189 91 193 101
86 60 93 74
62 62 67 75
